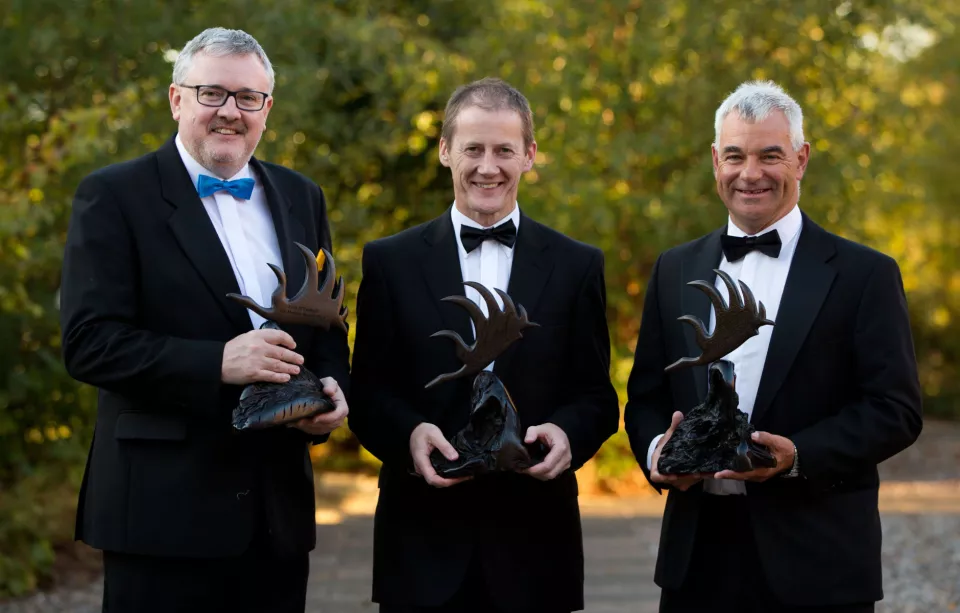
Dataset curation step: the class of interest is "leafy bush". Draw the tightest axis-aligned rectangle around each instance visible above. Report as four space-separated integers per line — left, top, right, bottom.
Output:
3 0 959 597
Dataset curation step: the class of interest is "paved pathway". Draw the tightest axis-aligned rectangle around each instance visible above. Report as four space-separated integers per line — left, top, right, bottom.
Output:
305 514 663 613
300 417 960 613
303 491 960 613
2 421 959 612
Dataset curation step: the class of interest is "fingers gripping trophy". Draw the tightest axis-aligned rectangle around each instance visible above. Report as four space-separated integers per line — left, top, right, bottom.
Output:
227 243 347 431
423 282 547 478
657 270 778 474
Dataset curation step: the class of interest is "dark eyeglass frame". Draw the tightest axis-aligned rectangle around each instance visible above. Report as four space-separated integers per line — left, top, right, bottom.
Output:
179 84 271 111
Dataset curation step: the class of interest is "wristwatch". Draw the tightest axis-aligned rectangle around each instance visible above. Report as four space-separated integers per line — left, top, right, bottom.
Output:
784 443 800 478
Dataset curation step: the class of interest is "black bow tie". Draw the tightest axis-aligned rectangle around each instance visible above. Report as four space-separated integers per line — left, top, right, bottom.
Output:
459 219 518 253
720 230 782 262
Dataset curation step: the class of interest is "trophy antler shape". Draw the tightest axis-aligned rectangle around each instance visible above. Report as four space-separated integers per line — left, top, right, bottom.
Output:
424 282 539 389
664 270 774 373
227 243 348 332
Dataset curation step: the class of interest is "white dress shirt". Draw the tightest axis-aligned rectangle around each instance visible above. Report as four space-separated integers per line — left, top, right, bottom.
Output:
175 134 283 330
450 203 521 371
647 204 803 495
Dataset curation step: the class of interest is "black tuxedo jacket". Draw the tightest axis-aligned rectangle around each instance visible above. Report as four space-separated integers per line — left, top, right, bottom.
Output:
624 213 922 606
59 137 350 558
349 210 620 612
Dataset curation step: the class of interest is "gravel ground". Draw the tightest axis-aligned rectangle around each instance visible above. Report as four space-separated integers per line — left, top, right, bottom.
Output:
880 514 960 613
2 421 958 613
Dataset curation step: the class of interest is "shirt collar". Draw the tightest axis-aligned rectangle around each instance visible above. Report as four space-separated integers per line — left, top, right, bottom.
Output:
450 203 521 258
175 133 253 193
726 203 802 245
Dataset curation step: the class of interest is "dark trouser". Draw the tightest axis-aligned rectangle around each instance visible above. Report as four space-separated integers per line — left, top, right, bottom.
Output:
102 540 308 613
379 553 570 613
659 494 874 613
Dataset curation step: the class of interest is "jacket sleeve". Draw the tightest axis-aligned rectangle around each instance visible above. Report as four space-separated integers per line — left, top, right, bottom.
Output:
790 256 923 486
623 253 675 490
303 182 352 444
546 249 621 470
60 172 225 414
347 242 425 464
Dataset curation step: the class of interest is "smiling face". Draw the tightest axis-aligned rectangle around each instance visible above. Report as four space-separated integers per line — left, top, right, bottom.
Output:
439 106 536 227
712 109 809 234
169 52 273 178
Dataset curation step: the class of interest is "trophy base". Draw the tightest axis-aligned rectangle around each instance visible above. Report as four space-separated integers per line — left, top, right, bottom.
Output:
429 371 547 478
657 361 777 475
232 366 335 431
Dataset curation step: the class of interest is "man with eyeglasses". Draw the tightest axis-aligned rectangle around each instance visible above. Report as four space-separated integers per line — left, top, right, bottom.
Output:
59 27 350 612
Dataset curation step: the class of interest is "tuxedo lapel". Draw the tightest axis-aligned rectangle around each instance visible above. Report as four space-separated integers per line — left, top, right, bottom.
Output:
159 138 252 332
678 228 724 402
495 213 553 377
752 215 837 424
419 211 473 346
250 157 307 300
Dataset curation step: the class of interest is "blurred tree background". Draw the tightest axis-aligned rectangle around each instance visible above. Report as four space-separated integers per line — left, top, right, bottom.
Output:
1 0 957 597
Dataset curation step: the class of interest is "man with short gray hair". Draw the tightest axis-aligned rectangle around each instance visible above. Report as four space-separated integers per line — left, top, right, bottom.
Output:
624 80 922 612
60 27 350 612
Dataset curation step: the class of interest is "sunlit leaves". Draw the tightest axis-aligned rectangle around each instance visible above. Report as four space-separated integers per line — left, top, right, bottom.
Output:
2 0 960 593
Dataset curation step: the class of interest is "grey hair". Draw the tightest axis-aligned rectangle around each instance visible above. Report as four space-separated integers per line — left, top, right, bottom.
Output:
172 28 275 93
714 81 805 151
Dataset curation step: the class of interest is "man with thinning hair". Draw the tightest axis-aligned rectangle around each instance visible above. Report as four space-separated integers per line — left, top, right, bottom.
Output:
624 80 922 612
350 77 620 613
60 27 349 612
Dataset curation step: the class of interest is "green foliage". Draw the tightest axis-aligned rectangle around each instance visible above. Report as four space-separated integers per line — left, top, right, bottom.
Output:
590 430 639 486
2 0 958 597
0 460 83 596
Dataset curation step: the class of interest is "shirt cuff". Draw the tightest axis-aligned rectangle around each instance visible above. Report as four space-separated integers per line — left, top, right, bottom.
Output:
646 433 665 471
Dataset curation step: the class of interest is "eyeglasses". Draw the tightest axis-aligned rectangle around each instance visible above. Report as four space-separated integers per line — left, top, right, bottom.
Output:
180 84 270 111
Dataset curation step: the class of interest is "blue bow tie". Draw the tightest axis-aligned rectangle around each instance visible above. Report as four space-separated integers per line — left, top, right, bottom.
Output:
197 174 255 200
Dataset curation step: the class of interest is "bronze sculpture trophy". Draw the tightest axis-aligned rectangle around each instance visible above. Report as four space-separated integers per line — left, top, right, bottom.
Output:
423 281 547 478
226 243 348 431
657 270 777 474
